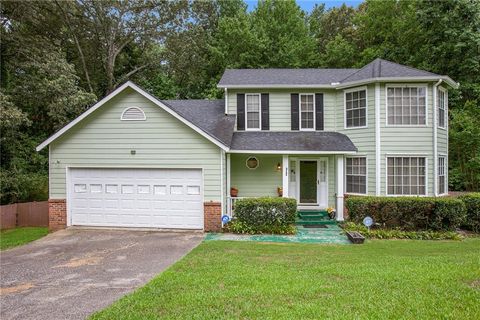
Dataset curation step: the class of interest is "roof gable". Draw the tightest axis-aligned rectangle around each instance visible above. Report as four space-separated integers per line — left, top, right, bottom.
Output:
36 82 231 151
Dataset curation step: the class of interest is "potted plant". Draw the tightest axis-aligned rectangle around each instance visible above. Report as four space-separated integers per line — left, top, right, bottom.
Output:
326 207 336 220
230 187 239 197
277 187 283 197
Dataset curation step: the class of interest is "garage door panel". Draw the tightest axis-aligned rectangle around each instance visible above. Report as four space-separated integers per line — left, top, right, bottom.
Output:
69 168 204 229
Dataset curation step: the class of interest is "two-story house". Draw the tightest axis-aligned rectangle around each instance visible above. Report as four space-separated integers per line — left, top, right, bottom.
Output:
37 58 458 232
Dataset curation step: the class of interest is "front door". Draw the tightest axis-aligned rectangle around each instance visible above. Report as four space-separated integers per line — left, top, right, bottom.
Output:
299 160 317 204
298 159 328 207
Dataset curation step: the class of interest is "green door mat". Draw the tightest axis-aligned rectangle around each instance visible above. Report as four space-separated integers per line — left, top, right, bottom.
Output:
205 224 350 244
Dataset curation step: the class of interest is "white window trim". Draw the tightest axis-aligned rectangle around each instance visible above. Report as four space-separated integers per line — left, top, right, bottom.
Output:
437 87 447 130
245 93 262 131
344 155 368 196
344 86 368 130
438 154 448 195
385 155 428 197
120 106 146 121
385 83 429 127
299 93 316 131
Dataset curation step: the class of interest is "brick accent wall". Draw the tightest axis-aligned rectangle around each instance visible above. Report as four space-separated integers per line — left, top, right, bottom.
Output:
204 201 222 232
49 199 66 231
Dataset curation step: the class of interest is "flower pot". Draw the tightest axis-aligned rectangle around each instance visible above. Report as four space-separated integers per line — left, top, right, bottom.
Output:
230 187 238 197
277 187 283 197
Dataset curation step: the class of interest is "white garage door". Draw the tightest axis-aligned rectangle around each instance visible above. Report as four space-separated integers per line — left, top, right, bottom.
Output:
69 168 203 229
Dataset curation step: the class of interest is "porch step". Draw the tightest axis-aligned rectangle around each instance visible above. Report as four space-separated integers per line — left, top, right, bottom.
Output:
296 219 337 226
297 210 329 220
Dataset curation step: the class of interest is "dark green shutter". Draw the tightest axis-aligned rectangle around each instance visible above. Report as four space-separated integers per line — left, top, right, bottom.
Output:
315 93 324 131
237 93 245 130
291 93 299 130
261 93 269 130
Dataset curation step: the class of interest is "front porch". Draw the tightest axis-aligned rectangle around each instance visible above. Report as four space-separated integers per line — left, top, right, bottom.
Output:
226 153 346 221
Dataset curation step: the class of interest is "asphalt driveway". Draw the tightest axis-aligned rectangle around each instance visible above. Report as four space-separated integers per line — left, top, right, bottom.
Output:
0 228 204 320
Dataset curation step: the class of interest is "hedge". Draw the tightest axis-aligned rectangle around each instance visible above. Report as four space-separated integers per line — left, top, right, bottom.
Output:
342 222 462 240
458 193 480 232
229 197 297 234
345 196 467 231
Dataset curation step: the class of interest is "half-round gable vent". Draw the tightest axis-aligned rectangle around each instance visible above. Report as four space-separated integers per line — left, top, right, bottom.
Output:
121 107 146 121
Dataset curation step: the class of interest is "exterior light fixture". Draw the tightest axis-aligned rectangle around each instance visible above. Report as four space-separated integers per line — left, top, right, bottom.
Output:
276 162 282 171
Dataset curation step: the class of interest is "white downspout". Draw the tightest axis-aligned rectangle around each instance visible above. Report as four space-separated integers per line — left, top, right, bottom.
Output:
433 79 442 197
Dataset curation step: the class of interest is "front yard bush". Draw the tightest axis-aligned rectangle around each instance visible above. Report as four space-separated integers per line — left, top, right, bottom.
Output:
346 196 466 231
228 197 297 234
458 193 480 232
342 222 462 240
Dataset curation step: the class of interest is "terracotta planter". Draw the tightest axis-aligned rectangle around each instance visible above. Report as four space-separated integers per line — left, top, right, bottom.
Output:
230 187 238 197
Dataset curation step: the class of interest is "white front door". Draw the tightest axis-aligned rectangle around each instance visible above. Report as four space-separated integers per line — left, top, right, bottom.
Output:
68 168 203 229
297 158 328 208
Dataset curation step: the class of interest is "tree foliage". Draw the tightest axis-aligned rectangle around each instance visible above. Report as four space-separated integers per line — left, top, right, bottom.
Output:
1 0 479 204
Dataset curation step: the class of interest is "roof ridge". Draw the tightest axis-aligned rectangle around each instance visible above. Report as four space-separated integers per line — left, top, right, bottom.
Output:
339 60 374 83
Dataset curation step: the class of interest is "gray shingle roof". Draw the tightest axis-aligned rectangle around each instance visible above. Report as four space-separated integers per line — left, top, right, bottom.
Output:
218 68 357 86
340 58 439 83
230 132 357 152
218 58 445 87
160 99 235 147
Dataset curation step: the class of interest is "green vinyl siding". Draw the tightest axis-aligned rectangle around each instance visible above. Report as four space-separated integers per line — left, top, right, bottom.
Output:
230 154 282 197
437 85 448 157
228 89 337 131
49 88 222 201
336 85 376 195
230 154 336 207
379 83 435 196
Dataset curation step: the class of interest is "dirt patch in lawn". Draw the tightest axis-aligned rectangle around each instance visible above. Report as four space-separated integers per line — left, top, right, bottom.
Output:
469 279 480 290
1 282 35 295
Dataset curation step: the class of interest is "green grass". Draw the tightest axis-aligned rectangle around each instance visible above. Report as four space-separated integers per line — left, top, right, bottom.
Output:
0 227 49 250
91 239 480 320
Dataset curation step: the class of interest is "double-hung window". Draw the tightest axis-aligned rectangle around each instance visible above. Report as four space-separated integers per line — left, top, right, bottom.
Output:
438 88 447 129
246 94 260 130
387 156 426 195
387 86 426 125
345 88 367 128
438 156 447 195
300 94 314 130
346 157 367 194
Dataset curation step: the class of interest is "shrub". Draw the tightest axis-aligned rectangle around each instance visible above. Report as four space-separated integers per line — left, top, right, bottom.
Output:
346 196 466 231
342 222 462 240
228 197 297 234
224 220 296 235
459 193 480 232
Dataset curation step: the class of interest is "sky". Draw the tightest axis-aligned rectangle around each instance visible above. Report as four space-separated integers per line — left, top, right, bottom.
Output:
245 0 364 12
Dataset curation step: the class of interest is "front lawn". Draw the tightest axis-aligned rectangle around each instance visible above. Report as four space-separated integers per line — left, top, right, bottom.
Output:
0 227 49 250
92 239 480 319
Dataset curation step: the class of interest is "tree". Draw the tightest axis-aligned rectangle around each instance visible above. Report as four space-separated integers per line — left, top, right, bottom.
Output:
449 101 480 191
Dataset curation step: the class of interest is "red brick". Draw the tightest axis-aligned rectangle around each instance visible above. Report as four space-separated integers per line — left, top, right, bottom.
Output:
48 199 66 231
204 201 221 232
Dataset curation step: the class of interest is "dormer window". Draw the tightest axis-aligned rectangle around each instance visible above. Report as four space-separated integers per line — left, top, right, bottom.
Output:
121 107 146 121
245 94 261 130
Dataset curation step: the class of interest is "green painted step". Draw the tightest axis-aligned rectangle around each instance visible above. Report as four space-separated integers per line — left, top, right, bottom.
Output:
298 214 329 221
296 220 337 226
297 210 329 216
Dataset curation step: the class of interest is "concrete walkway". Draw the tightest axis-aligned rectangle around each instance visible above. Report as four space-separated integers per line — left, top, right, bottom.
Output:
205 224 350 244
0 228 203 320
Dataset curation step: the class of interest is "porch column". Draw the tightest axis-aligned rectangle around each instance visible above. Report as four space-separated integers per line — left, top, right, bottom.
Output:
282 155 289 197
226 153 231 216
336 155 345 221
